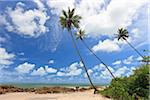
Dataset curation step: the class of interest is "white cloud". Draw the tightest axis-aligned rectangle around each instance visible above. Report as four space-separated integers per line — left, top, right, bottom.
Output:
31 67 46 76
93 63 105 71
99 66 115 79
114 66 129 77
84 69 93 78
76 0 105 18
131 28 141 39
0 48 15 66
47 0 75 15
30 65 57 76
4 2 49 37
57 62 82 76
45 66 57 73
48 59 54 64
79 61 84 67
92 39 120 53
123 56 134 64
57 71 66 76
92 61 138 80
33 0 45 11
112 60 121 65
78 0 148 38
136 56 143 61
66 62 82 76
15 62 35 74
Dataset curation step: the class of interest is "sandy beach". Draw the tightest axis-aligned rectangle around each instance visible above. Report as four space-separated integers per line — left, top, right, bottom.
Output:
0 90 110 100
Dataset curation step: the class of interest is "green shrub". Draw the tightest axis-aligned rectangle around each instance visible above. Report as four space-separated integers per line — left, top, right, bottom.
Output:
100 64 149 100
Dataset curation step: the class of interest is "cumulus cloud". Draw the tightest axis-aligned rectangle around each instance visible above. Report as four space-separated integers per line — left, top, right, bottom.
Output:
57 62 82 76
31 65 57 76
112 60 121 65
33 0 46 11
48 59 54 64
93 63 105 71
92 57 139 80
31 67 46 76
15 62 35 74
114 66 129 77
92 39 120 53
4 2 49 37
0 48 15 66
84 69 93 78
57 72 66 77
136 56 143 61
123 56 134 65
45 66 57 73
47 0 75 15
94 63 132 80
78 0 148 37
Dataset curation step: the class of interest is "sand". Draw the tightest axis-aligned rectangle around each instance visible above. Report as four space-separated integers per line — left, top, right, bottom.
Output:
0 90 110 100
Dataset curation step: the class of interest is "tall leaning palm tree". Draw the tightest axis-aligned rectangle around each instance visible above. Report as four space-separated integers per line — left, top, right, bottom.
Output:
75 29 116 79
59 8 98 93
117 28 144 59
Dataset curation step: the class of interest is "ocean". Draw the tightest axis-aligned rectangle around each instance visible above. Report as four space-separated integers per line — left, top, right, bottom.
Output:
0 83 108 88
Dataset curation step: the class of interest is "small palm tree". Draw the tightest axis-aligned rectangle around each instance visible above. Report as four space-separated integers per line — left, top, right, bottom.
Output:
75 29 116 79
59 8 98 93
117 28 144 59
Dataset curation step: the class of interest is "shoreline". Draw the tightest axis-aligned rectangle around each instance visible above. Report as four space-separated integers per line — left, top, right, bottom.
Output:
0 83 108 88
0 85 106 95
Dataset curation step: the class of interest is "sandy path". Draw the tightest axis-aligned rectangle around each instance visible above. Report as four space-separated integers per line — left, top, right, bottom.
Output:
0 90 110 100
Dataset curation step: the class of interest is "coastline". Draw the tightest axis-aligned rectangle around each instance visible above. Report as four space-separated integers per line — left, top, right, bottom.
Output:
0 83 108 88
0 84 106 94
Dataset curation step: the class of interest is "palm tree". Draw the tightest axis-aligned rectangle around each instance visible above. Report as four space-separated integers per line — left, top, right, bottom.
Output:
75 29 116 79
117 28 144 59
59 8 98 93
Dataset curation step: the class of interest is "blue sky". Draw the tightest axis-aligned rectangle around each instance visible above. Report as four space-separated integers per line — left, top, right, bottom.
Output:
0 0 149 84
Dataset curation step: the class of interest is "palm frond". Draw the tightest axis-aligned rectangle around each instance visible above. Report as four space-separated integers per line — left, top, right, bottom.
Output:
59 7 81 30
62 10 67 18
69 8 75 18
117 28 129 41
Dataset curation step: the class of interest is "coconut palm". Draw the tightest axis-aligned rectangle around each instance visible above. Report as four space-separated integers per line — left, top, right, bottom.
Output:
75 29 116 79
117 28 144 59
59 8 98 93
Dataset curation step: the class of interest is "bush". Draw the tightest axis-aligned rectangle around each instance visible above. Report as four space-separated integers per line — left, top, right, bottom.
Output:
100 64 149 100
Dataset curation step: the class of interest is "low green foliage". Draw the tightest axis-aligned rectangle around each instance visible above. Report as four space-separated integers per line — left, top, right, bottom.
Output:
100 64 149 100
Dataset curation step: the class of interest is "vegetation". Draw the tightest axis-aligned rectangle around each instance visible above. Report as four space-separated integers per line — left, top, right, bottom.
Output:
100 64 149 100
59 8 98 92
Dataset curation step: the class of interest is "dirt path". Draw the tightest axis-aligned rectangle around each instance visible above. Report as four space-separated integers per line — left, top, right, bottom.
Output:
0 90 110 100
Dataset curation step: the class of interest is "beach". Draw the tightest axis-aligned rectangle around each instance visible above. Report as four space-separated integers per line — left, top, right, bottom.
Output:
0 90 110 100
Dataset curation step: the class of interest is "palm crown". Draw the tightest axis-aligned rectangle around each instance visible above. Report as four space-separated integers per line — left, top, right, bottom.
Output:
117 28 129 41
75 29 85 40
59 8 81 31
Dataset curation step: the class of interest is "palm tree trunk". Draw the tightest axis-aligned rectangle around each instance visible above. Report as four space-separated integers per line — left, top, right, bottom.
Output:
81 39 116 79
125 39 144 59
69 31 98 93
